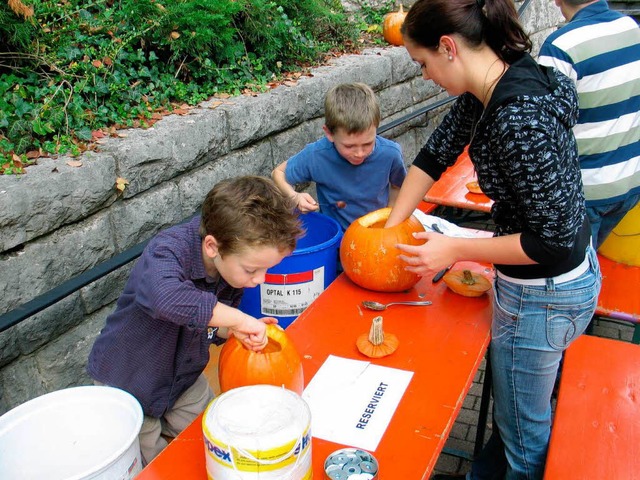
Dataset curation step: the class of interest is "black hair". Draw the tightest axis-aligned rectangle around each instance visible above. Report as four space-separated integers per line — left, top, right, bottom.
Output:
401 0 532 63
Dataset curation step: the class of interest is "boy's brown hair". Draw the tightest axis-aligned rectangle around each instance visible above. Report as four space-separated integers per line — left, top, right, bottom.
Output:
200 176 304 256
324 82 381 134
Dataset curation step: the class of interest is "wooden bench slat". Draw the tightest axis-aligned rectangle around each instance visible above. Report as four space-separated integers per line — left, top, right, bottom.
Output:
544 335 640 479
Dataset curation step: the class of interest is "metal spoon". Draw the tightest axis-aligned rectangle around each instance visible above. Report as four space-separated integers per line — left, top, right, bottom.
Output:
361 300 432 311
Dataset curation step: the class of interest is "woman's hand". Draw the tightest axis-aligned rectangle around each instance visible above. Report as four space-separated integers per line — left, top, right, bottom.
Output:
396 231 457 276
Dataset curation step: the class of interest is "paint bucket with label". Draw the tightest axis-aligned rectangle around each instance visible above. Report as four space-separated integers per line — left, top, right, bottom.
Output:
239 211 342 328
203 384 312 480
598 202 640 266
0 385 143 480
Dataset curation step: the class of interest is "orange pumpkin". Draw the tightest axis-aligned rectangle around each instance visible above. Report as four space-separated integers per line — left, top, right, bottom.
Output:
466 181 483 195
443 269 492 297
340 207 425 292
218 324 304 394
357 315 399 358
383 4 407 46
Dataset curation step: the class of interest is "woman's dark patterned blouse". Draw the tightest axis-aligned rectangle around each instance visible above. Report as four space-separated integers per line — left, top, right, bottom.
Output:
413 53 590 279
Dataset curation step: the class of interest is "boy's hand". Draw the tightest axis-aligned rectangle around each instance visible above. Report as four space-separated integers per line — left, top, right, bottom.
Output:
230 315 277 352
292 192 320 213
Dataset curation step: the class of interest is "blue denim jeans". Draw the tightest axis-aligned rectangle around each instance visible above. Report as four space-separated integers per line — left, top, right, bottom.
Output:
586 194 640 248
469 245 601 480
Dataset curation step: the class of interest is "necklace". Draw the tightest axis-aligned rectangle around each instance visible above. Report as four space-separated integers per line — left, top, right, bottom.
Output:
480 57 505 107
470 58 507 143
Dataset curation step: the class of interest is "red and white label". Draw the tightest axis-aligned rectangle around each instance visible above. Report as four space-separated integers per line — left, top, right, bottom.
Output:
259 267 325 317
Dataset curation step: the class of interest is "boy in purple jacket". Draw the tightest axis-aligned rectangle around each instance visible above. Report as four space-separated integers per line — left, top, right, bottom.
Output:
88 175 303 464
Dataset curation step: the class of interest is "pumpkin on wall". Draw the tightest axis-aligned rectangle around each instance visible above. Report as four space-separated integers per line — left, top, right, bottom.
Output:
340 207 426 292
383 4 407 46
217 324 304 394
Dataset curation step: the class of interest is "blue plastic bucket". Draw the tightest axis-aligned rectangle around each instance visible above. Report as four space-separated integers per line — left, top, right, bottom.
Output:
239 212 342 329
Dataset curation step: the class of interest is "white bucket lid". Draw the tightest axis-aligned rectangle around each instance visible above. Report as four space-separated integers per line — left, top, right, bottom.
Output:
204 385 311 448
0 385 143 480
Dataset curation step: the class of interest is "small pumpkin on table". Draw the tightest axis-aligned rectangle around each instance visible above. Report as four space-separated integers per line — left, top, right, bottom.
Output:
357 316 399 358
466 181 484 195
443 269 491 297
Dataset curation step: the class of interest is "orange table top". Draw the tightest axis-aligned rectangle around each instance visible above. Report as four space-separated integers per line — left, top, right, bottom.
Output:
424 152 493 213
138 263 493 480
595 253 640 322
544 335 640 479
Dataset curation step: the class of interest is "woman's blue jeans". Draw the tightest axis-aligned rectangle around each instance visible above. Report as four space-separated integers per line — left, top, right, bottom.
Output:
470 245 601 480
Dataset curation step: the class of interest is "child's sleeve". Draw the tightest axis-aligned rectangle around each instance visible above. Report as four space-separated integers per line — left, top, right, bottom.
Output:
389 145 407 187
284 145 315 184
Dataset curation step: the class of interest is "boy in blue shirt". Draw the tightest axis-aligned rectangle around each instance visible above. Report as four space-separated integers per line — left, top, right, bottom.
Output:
272 82 407 231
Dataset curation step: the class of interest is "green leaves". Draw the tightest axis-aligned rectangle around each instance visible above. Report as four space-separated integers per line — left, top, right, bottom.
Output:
0 0 360 174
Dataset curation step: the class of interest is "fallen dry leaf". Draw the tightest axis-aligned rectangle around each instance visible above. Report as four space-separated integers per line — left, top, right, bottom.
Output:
115 177 129 192
66 160 83 168
8 0 33 18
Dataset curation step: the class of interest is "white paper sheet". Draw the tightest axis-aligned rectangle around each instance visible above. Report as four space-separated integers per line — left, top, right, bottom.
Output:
302 355 414 451
412 209 480 238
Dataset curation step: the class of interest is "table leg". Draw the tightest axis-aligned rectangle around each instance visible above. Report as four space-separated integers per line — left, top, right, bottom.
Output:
440 347 492 462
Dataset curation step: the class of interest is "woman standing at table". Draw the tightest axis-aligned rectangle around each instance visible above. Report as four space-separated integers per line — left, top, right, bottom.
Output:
385 0 601 479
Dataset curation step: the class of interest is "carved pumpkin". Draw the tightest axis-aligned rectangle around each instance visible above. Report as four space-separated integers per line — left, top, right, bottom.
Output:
357 316 399 358
218 324 304 394
383 4 407 46
443 269 492 297
340 207 425 292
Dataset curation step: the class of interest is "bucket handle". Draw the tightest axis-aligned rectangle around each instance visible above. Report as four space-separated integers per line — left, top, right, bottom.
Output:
226 431 307 477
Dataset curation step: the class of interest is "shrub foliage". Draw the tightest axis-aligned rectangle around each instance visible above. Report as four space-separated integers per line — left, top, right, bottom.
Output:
1 0 366 173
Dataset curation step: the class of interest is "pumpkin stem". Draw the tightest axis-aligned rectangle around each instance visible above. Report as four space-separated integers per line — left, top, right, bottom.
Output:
461 269 478 285
368 316 385 346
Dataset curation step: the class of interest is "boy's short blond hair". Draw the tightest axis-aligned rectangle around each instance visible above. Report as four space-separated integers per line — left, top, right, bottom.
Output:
324 82 381 134
200 176 304 256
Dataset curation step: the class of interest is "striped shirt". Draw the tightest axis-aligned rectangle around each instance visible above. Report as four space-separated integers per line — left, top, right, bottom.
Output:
538 0 640 206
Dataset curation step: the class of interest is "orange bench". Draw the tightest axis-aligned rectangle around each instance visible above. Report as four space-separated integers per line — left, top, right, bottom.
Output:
544 335 640 479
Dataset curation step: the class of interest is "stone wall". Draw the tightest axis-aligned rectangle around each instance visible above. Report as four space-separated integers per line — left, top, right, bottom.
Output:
0 0 562 415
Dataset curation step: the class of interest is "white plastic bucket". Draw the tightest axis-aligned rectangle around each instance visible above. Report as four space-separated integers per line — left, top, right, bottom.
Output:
203 385 312 479
0 385 143 480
